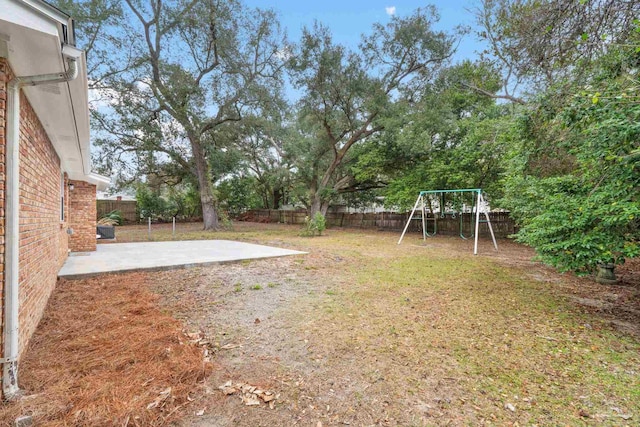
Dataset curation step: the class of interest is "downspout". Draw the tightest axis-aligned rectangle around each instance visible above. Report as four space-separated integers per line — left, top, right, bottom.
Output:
3 53 78 399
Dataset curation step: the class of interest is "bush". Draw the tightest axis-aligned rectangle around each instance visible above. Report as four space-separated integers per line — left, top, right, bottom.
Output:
501 41 640 274
301 212 326 237
136 185 168 220
98 210 123 226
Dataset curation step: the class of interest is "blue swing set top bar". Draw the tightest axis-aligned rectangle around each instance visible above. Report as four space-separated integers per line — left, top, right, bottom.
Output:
419 188 482 195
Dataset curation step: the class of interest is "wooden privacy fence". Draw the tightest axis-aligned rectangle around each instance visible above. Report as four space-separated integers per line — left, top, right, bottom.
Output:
240 209 517 238
96 200 138 223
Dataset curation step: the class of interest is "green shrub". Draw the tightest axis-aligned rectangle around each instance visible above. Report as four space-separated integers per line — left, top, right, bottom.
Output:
98 210 123 226
301 212 327 237
219 210 234 230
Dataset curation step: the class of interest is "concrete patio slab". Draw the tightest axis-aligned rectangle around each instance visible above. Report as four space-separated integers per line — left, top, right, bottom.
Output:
58 240 306 279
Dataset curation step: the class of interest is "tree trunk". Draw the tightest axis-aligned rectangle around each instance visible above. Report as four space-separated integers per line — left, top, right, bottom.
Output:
310 192 329 217
190 134 218 230
200 182 218 230
273 188 282 210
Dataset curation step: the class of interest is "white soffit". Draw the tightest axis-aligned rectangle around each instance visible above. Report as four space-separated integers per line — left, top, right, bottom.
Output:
0 1 92 181
0 0 59 38
84 173 111 192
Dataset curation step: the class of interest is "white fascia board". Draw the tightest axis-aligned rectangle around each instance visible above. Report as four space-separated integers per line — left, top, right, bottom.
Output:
68 171 111 191
14 0 70 26
65 50 91 175
3 0 98 185
0 0 60 37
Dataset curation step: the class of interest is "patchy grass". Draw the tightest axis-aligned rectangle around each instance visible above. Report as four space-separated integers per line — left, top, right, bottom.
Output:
304 255 639 424
108 221 301 244
111 222 640 426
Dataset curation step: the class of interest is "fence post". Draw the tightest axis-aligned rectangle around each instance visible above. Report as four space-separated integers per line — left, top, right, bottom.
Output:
172 216 176 237
148 217 151 240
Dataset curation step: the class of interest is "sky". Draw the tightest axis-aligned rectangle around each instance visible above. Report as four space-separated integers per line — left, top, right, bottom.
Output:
243 0 485 62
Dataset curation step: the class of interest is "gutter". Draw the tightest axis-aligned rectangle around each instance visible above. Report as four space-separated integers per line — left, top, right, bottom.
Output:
3 51 79 400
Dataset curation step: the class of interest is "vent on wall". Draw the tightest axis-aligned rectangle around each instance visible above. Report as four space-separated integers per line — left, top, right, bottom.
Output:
38 84 61 95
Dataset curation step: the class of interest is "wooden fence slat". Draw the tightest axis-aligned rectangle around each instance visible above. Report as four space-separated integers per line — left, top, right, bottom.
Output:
241 209 516 238
96 200 138 223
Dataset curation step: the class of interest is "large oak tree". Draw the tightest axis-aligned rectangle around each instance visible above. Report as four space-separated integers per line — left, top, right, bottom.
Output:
75 0 286 229
287 7 457 216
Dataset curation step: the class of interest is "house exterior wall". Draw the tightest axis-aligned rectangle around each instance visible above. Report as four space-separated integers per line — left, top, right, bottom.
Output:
0 57 73 360
69 180 96 252
0 56 7 358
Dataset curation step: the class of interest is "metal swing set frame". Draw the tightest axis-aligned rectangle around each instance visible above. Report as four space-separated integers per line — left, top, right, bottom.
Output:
397 188 498 255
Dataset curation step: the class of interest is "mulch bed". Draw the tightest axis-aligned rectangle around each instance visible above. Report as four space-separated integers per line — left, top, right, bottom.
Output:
0 272 211 426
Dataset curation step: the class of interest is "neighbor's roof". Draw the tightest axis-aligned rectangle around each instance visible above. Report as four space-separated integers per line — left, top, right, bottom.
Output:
0 0 109 190
97 191 136 201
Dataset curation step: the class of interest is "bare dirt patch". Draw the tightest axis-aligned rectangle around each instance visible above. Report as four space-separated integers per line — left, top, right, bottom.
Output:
148 248 346 425
0 273 211 427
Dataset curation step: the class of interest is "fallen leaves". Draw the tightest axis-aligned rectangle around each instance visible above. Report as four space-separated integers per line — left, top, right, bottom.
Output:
218 381 278 409
146 387 173 410
184 330 215 362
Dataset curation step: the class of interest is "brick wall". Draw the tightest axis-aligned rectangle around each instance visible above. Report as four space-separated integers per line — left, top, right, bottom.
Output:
0 57 71 362
16 71 70 360
69 180 97 252
1 57 7 357
60 173 70 262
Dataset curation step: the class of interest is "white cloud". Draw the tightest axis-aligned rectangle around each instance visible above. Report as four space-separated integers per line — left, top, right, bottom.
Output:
385 6 396 16
275 45 293 61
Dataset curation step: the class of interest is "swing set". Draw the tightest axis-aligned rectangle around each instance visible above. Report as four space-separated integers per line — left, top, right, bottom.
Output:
397 188 498 255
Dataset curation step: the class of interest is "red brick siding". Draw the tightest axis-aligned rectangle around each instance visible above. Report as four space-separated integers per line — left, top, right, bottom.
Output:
69 180 96 252
60 173 70 261
0 57 72 362
0 57 7 357
17 78 70 360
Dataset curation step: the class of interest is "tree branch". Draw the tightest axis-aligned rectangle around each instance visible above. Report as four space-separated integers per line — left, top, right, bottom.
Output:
460 82 526 105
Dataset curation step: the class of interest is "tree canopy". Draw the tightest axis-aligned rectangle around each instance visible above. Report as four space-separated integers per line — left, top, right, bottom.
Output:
63 0 639 276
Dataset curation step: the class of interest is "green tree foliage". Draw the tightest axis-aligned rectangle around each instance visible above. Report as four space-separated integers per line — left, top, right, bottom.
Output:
502 39 640 273
167 185 202 219
136 183 202 221
301 212 326 237
287 8 457 216
475 0 640 101
234 115 293 209
341 190 380 213
362 61 509 210
67 0 286 230
136 184 168 220
217 176 262 216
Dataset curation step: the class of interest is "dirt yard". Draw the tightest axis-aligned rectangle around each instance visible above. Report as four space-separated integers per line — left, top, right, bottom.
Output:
132 222 640 426
3 222 639 426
